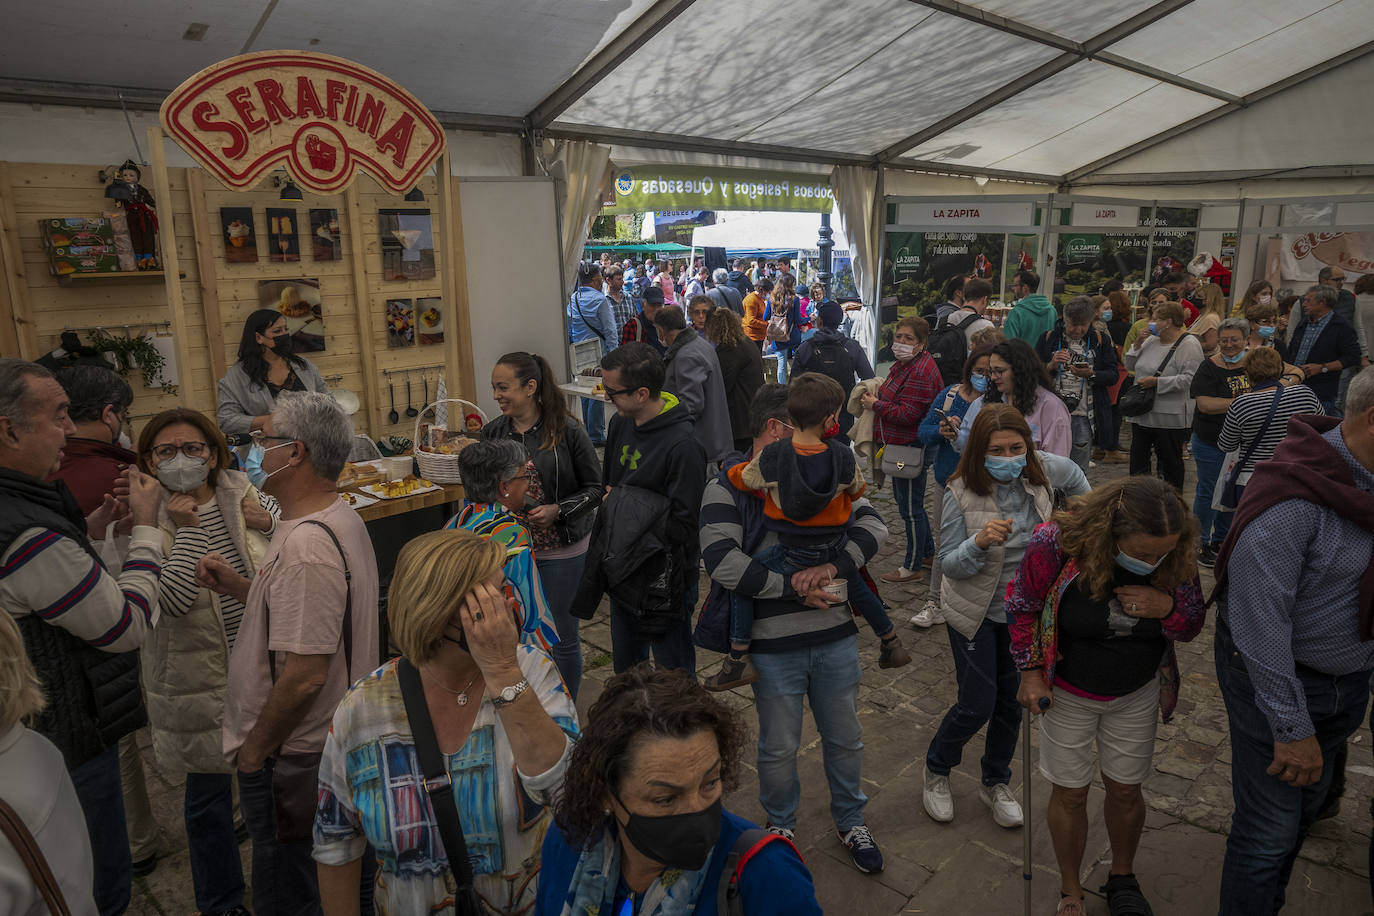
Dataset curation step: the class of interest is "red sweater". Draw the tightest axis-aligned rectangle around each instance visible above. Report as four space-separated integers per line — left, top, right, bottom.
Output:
49 437 136 515
873 351 943 446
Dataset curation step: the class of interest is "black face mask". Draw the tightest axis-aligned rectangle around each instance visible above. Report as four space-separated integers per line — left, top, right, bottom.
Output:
270 333 294 357
615 795 722 871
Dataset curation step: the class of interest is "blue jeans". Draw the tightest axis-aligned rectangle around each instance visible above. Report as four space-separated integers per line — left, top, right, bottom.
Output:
891 467 935 571
1069 414 1093 472
1215 617 1371 915
582 397 606 445
239 761 321 916
751 636 867 831
1191 434 1232 547
537 551 586 700
925 618 1021 785
71 745 131 916
186 772 246 913
729 542 893 646
609 576 698 676
775 347 792 383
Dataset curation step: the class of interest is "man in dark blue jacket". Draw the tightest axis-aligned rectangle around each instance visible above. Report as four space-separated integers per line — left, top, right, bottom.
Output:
1290 285 1362 415
1033 295 1118 472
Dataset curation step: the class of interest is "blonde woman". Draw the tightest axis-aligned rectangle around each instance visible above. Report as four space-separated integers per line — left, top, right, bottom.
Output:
0 611 97 915
314 529 577 914
1009 476 1205 916
1186 283 1228 356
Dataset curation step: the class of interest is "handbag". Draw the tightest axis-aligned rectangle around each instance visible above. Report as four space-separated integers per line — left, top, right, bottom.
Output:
1214 386 1282 512
1119 336 1185 417
879 444 925 479
0 797 71 915
265 520 353 844
397 658 484 916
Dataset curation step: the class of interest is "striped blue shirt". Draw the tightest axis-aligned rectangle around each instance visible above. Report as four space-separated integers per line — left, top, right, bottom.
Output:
1224 425 1374 741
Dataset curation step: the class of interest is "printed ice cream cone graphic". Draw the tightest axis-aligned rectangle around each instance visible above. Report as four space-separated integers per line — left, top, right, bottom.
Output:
227 219 249 247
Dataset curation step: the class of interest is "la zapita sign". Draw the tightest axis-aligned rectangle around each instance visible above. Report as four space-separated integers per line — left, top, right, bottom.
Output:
160 51 445 195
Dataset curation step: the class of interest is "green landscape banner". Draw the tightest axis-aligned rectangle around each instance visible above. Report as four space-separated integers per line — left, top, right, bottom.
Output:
602 165 834 214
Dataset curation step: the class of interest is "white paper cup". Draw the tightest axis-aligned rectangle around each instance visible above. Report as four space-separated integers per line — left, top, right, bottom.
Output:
822 578 849 605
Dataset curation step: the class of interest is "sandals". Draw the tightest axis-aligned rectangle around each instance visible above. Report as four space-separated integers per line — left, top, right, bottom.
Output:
1057 895 1086 916
1101 873 1154 916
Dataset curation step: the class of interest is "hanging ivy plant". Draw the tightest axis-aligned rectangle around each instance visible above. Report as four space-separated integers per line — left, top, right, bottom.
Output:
87 330 178 396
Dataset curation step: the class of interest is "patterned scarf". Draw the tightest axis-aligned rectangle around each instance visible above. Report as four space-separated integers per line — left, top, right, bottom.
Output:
560 825 711 916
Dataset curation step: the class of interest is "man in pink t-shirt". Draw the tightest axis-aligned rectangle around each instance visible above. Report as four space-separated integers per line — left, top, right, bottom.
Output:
198 392 378 916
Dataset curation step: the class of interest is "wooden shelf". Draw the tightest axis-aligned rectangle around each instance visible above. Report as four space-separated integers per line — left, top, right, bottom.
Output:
55 270 184 285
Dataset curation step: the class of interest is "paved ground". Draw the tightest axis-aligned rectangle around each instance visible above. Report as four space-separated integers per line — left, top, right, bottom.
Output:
131 439 1374 915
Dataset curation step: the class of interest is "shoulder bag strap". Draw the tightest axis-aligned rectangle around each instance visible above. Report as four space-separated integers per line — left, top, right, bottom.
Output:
396 658 479 895
573 291 608 344
1231 386 1284 482
0 797 71 916
717 828 800 916
265 519 352 683
1152 336 1186 377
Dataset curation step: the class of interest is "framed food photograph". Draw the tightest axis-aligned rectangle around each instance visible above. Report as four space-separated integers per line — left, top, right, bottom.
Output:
266 208 300 263
309 208 343 261
220 207 257 263
416 296 443 345
257 278 325 352
379 208 436 280
386 298 415 348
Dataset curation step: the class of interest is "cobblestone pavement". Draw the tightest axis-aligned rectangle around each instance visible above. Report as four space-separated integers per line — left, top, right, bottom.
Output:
131 438 1374 915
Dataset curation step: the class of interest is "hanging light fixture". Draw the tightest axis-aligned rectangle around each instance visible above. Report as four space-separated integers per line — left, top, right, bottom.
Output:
280 178 304 200
404 186 425 202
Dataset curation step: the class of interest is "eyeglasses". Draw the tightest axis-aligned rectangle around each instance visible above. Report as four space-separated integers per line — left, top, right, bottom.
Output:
249 430 294 445
602 385 638 399
1329 276 1346 284
506 473 531 484
988 366 1010 377
149 441 209 461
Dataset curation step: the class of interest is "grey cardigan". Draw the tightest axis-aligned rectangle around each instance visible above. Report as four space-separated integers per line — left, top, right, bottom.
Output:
216 359 329 434
661 329 733 463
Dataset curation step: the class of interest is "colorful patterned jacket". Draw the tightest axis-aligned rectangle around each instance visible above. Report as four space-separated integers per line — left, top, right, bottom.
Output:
1006 522 1206 723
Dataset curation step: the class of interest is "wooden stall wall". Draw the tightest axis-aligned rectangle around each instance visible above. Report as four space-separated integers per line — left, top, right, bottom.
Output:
0 159 473 444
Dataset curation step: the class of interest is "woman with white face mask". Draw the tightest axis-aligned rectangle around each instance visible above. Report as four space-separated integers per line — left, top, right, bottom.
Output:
134 408 278 916
1230 278 1275 319
1008 475 1205 916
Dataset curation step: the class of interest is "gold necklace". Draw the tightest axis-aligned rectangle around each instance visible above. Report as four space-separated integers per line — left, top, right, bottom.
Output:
424 669 482 706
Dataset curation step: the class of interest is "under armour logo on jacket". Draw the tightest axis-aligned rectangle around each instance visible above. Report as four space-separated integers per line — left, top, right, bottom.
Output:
620 446 642 470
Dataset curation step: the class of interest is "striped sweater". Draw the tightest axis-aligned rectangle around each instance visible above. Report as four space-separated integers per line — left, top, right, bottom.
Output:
1217 383 1325 481
700 474 888 653
1 524 162 651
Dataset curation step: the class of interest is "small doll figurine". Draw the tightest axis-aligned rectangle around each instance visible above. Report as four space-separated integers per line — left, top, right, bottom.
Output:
464 413 483 435
105 159 158 269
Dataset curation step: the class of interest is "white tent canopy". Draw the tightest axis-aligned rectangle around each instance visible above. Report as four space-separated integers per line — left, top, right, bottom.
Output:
3 0 1372 186
690 211 850 258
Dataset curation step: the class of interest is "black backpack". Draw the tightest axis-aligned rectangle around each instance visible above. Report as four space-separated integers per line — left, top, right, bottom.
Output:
928 311 976 385
803 336 855 397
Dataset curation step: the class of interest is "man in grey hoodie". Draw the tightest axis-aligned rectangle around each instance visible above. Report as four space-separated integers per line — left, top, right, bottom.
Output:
655 301 734 462
1002 269 1058 346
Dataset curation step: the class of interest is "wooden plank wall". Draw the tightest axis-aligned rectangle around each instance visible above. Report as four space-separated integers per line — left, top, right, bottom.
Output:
0 160 469 443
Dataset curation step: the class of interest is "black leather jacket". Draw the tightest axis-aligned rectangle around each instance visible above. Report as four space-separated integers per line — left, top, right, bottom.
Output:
482 414 602 548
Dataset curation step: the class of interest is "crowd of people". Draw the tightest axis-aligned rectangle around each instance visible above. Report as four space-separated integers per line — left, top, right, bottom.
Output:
0 258 1372 916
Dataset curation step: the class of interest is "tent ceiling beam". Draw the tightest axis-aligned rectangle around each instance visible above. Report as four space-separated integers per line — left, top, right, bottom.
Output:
905 0 1235 103
525 0 699 129
1063 38 1374 183
1072 164 1374 187
877 0 1200 163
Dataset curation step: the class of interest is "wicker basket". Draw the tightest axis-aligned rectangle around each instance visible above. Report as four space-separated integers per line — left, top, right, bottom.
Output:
413 398 487 484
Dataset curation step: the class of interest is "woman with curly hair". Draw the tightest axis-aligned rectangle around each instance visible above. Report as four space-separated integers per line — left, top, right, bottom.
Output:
1007 476 1206 916
538 664 821 915
955 339 1072 457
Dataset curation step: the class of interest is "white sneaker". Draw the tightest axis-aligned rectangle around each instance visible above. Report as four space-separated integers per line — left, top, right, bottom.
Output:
910 599 945 628
979 783 1023 828
922 767 954 823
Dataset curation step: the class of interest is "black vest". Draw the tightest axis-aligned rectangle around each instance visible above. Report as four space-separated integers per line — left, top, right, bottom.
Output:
0 468 147 770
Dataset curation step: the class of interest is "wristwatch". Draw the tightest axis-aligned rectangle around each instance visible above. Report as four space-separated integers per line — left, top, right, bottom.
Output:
491 677 530 709
1322 365 1330 374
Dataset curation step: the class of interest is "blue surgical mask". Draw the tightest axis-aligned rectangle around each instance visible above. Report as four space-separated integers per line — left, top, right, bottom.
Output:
1147 322 1158 336
1257 325 1276 339
984 454 1027 482
1222 348 1247 365
970 373 988 392
245 442 291 490
1101 309 1113 322
1115 549 1165 576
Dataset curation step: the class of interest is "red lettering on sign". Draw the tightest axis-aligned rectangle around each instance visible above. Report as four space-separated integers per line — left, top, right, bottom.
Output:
325 79 347 120
343 85 359 126
294 76 324 119
254 79 294 124
376 112 416 168
190 100 249 160
226 86 266 134
355 94 386 139
1096 209 1116 218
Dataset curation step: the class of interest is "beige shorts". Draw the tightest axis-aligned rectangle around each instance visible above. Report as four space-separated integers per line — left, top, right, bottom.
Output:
1038 678 1160 788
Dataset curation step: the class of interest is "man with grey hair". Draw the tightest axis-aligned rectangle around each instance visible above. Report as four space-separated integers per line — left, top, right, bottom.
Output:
0 357 165 916
1034 295 1118 471
708 266 745 316
197 390 378 916
1212 364 1374 913
1289 284 1361 414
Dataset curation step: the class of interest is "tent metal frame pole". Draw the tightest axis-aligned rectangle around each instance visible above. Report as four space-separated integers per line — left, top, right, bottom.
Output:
1038 192 1055 290
526 0 699 128
877 0 1201 163
1064 38 1374 183
904 0 1234 103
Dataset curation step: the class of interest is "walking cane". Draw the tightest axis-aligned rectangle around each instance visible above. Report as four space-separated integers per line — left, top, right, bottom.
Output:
1024 696 1050 916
